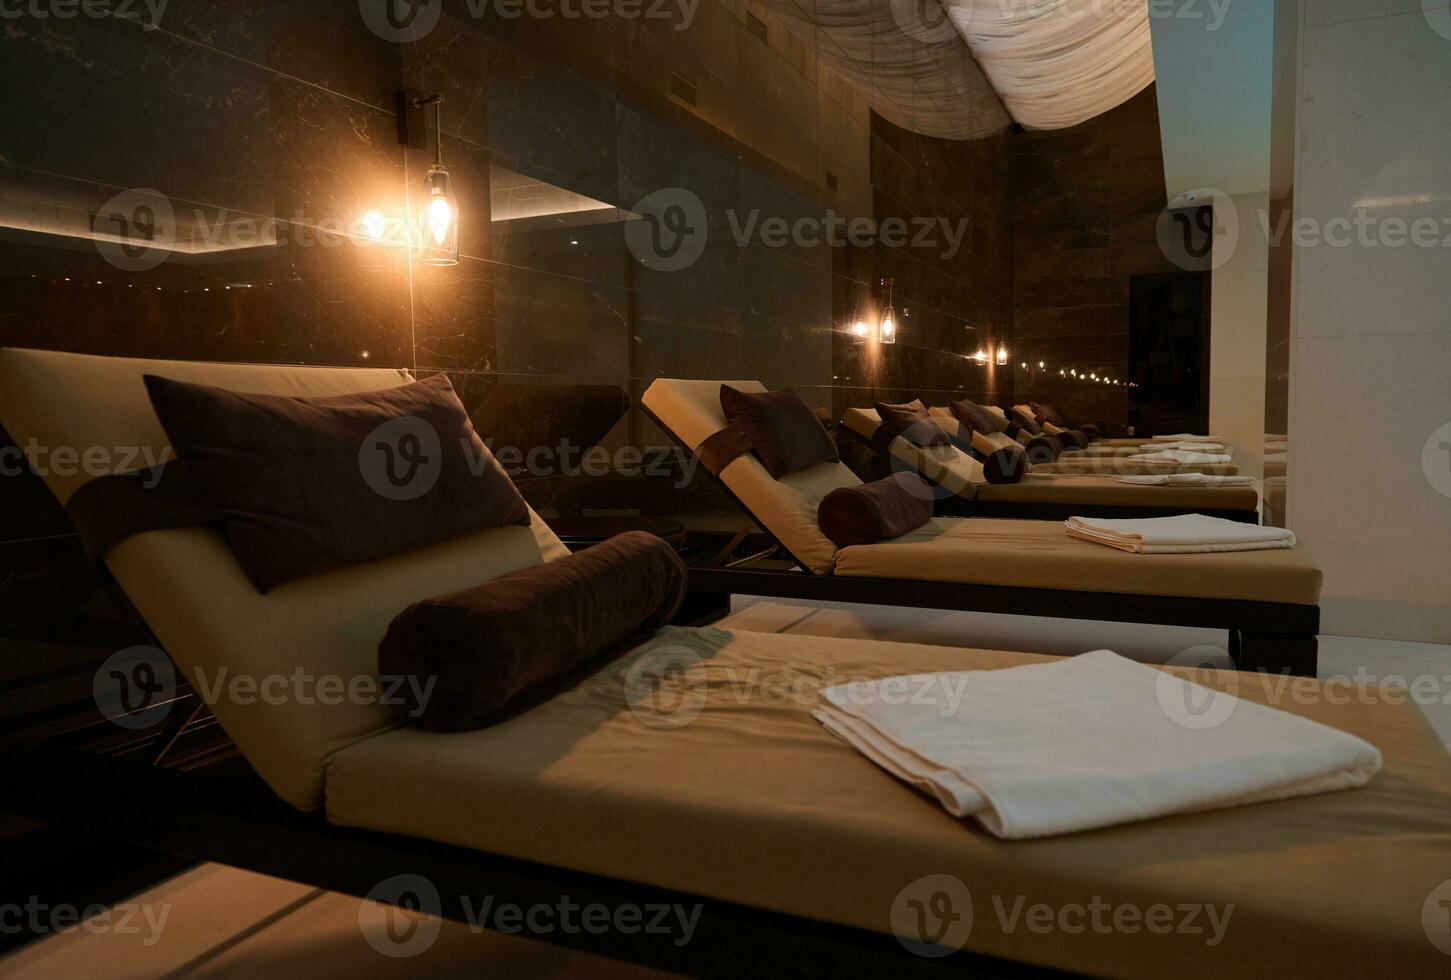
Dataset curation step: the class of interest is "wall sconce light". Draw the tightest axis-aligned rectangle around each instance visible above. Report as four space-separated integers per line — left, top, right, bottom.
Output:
850 319 869 344
878 278 897 345
997 345 1009 366
973 348 988 365
398 90 460 267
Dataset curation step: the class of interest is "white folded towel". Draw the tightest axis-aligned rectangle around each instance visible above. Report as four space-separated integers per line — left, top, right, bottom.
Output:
1120 474 1255 487
1140 442 1225 453
813 651 1381 840
1152 433 1222 443
1064 514 1295 554
1130 450 1233 465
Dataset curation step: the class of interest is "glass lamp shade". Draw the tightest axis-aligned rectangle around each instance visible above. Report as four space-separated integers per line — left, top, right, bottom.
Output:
996 346 1008 366
419 164 460 266
851 320 869 343
879 309 897 345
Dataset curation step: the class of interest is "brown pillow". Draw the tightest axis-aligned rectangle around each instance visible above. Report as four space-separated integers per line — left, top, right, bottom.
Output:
817 473 933 548
948 398 1007 435
378 532 687 732
719 385 839 479
1031 402 1068 428
1079 423 1102 443
1006 406 1043 436
875 400 951 448
144 372 529 593
1024 434 1064 464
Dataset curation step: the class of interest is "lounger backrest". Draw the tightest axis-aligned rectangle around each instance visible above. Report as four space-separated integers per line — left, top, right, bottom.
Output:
641 379 857 574
839 408 985 495
0 348 569 811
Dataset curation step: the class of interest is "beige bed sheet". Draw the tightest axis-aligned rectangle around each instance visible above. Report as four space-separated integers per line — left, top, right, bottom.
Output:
835 518 1322 604
325 626 1451 979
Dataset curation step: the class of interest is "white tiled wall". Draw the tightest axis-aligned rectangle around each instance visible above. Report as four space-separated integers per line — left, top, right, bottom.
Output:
1288 1 1451 641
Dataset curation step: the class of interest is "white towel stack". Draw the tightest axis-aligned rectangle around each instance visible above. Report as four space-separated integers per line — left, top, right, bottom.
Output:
813 651 1381 840
1152 434 1222 443
1130 450 1234 465
1120 474 1255 488
1064 514 1295 554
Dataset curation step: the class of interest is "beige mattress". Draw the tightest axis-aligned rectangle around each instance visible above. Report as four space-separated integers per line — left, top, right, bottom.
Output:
835 518 1322 604
840 409 1256 512
325 627 1451 979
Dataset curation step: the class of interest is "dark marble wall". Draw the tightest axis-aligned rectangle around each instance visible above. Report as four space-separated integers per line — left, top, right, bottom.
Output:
1009 86 1182 433
0 1 1020 634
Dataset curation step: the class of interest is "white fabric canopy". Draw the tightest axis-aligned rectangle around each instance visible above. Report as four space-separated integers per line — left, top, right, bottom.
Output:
759 0 1154 138
946 0 1156 130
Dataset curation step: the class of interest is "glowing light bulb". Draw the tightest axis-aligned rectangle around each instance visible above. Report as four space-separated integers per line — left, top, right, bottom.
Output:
997 346 1009 366
852 320 868 338
427 197 453 246
879 313 897 344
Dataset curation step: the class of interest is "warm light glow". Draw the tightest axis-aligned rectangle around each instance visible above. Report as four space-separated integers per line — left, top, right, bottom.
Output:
361 209 387 241
852 320 869 338
426 196 453 246
880 314 897 344
974 349 988 364
996 346 1008 366
1038 361 1045 369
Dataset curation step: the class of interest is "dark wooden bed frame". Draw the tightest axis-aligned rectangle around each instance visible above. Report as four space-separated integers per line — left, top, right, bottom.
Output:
643 404 1318 679
835 420 1262 524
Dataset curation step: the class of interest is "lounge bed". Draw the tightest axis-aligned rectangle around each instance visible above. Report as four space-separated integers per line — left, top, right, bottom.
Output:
641 379 1314 676
839 408 1251 517
1 351 1447 978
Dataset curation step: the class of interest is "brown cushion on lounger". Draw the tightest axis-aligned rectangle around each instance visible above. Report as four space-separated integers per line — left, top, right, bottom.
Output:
1030 402 1068 428
719 384 839 479
948 398 1007 435
874 400 951 448
817 472 933 548
378 531 686 732
144 372 529 593
983 446 1028 484
1006 406 1043 436
1079 423 1101 443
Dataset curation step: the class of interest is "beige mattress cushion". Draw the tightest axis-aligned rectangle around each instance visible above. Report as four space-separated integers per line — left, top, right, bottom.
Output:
324 627 1449 979
0 348 570 810
835 518 1322 604
642 379 857 574
974 474 1259 511
839 407 985 495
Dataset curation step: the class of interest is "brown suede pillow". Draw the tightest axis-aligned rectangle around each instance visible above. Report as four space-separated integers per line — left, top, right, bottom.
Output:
1024 434 1064 464
818 473 933 548
719 385 839 479
1007 406 1044 436
948 398 1007 435
1031 402 1068 428
875 400 951 448
378 531 687 732
144 372 529 593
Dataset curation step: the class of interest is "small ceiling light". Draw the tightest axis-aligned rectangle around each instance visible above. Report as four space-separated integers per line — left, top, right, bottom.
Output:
1038 361 1045 369
878 278 897 345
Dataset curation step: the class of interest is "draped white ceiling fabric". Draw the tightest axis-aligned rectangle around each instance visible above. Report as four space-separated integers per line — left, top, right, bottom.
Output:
758 0 1012 140
757 0 1155 138
945 0 1157 130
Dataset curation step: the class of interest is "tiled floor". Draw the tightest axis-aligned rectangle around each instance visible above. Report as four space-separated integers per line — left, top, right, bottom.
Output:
5 598 1448 978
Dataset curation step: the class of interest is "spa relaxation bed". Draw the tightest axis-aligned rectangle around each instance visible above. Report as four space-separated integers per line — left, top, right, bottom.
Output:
0 350 1447 979
642 379 1314 677
838 407 1252 518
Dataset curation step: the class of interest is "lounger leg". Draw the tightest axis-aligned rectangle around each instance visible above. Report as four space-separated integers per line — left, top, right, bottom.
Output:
673 590 732 627
1229 631 1318 678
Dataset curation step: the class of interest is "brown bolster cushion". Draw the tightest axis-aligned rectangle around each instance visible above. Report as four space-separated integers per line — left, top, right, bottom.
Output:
144 373 530 594
1024 434 1063 464
378 531 687 733
817 472 933 548
983 446 1028 484
1079 424 1101 443
875 399 951 448
720 384 839 479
